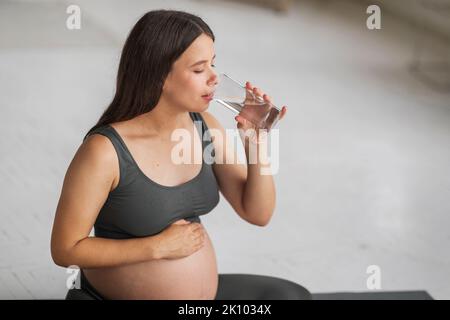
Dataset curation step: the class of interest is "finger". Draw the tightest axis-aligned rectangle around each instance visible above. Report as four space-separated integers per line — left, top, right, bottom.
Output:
235 115 248 126
279 106 287 120
253 87 264 98
194 229 204 237
263 94 272 103
245 82 255 101
279 107 285 120
193 222 203 229
173 219 190 225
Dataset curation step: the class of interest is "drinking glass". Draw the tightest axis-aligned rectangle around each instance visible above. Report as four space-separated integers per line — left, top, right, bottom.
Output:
212 73 281 131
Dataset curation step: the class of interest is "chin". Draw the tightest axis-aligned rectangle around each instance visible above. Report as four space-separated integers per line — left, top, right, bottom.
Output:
193 103 210 113
201 104 210 112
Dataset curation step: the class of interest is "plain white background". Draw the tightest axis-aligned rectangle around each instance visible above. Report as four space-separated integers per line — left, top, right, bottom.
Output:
0 0 449 299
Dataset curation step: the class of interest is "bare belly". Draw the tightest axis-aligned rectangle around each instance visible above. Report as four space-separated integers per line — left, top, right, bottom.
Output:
83 230 218 300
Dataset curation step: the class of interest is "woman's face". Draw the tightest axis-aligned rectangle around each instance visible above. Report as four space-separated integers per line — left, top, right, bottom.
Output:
161 33 218 113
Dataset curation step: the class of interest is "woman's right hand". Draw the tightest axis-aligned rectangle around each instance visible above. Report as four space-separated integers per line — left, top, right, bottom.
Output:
154 219 206 260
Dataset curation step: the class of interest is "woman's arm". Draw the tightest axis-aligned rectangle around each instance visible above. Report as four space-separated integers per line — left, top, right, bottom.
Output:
50 134 162 269
202 84 287 226
202 111 275 226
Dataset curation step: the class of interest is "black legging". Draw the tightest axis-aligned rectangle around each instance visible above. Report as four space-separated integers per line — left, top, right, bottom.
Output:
215 274 311 300
66 271 311 300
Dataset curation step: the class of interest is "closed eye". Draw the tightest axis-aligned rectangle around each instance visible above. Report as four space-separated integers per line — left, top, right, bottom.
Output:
194 64 216 73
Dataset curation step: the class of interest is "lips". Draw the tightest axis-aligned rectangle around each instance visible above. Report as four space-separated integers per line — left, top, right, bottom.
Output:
201 92 214 101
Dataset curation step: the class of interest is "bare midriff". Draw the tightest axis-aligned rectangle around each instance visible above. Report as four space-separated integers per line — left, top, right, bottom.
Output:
83 230 218 300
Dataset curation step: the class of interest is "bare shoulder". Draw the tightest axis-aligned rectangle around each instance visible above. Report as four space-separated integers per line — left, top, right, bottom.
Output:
79 133 117 167
69 133 119 192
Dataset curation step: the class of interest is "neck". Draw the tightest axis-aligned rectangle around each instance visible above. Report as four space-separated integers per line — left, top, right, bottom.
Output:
134 101 191 136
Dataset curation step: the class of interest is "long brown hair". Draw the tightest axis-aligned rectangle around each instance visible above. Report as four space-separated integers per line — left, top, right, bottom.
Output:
83 10 215 141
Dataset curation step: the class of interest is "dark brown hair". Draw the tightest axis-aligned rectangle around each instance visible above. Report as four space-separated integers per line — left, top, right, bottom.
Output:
83 10 215 140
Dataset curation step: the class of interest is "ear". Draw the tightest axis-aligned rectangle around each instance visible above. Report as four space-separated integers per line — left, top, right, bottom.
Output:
162 70 173 92
162 77 168 91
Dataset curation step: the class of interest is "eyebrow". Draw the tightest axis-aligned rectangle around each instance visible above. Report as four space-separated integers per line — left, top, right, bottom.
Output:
190 54 216 67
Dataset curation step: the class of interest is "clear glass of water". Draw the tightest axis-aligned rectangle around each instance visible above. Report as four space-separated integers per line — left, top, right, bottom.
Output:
212 73 281 131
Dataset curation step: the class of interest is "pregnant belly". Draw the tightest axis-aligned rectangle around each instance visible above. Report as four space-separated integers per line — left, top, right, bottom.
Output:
83 230 219 300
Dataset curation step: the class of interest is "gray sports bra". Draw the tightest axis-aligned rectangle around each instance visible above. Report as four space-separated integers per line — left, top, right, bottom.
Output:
85 112 220 239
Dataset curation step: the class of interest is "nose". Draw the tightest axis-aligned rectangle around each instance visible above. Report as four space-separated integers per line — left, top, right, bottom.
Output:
208 71 218 87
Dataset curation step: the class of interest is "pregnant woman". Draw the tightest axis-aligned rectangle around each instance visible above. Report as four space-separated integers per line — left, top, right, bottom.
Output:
51 10 310 300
